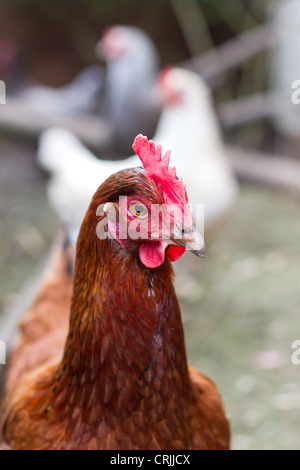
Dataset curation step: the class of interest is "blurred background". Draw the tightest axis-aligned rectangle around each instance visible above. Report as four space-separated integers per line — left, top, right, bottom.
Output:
0 0 300 450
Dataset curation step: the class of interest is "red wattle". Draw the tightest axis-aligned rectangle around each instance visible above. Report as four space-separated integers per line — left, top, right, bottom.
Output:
139 241 168 268
139 241 185 268
166 245 186 262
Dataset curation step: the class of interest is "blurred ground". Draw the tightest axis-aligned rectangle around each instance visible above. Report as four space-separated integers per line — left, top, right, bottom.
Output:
0 137 58 320
0 136 300 450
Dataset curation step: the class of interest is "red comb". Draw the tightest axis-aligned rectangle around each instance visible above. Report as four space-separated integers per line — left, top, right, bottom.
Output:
158 66 184 105
158 65 176 86
132 134 188 209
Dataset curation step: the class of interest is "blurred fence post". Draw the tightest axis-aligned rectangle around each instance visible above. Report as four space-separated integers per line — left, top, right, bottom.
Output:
182 24 273 88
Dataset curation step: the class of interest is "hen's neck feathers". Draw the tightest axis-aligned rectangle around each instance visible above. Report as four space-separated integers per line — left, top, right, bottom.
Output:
64 228 190 406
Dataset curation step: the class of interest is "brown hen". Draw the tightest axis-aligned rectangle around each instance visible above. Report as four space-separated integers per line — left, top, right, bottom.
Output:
0 135 230 450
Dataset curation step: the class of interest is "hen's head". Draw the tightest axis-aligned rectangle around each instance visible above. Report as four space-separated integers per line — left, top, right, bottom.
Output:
96 25 158 64
158 66 210 107
90 135 205 269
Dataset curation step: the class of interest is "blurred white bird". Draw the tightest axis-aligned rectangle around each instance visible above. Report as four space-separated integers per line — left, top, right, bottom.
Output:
38 128 139 245
96 25 161 153
153 67 238 232
12 64 104 116
38 67 238 243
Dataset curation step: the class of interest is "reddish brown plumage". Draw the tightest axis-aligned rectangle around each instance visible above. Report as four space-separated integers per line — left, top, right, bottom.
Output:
0 167 230 450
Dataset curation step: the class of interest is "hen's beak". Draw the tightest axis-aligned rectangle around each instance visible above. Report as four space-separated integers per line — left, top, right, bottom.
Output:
171 223 206 258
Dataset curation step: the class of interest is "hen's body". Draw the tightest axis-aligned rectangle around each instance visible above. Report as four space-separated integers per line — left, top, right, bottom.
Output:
0 165 229 450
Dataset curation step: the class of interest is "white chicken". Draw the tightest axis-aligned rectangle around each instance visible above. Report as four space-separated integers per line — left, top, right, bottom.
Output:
96 25 161 153
153 67 238 232
38 67 238 243
38 129 139 245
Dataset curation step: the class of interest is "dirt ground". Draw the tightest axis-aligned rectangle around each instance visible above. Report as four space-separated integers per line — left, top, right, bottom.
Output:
0 136 300 450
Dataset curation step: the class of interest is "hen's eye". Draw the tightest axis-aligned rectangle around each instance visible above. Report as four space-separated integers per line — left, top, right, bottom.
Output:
130 203 148 218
